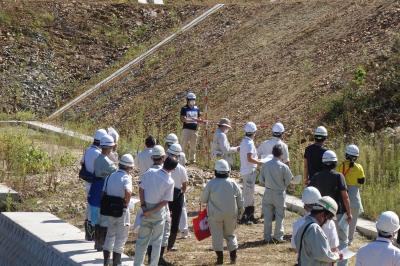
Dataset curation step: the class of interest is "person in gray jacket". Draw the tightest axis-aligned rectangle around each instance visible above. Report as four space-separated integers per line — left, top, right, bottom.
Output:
295 196 341 266
201 159 244 265
260 144 293 242
211 118 239 166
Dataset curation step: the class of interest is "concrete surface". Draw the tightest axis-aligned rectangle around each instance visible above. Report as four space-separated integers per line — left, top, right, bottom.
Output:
0 212 133 266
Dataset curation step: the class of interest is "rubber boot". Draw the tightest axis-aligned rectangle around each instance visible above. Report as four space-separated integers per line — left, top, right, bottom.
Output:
112 252 121 266
167 232 177 251
98 226 108 251
94 225 101 251
248 206 258 224
239 207 250 224
85 219 94 241
158 247 170 266
103 250 111 266
230 250 237 264
215 251 223 265
147 245 152 264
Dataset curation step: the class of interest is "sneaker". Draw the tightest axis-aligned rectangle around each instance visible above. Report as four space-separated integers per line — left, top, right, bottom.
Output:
181 231 191 239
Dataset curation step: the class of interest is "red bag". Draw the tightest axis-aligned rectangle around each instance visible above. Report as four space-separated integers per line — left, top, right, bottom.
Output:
192 208 211 241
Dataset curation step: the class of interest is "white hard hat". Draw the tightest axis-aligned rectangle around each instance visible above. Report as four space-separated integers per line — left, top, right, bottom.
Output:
165 133 179 144
94 129 108 141
244 122 257 133
345 144 360 157
315 126 328 137
322 150 337 163
107 127 119 143
302 186 322 205
100 135 115 147
120 154 134 167
167 143 182 156
215 159 230 172
376 211 400 235
187 92 196 100
272 122 285 134
151 145 166 157
314 196 338 216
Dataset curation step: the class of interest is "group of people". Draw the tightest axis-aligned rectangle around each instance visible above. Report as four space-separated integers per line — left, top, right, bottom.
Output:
79 92 400 266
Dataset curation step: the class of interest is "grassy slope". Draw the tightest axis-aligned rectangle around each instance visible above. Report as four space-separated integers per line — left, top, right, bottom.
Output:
60 0 400 141
0 0 204 116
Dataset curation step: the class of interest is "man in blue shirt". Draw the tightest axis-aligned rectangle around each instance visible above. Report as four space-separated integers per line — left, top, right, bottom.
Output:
180 92 204 164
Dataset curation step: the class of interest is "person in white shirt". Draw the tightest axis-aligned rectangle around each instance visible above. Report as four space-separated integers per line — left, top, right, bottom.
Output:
356 211 400 266
291 186 339 251
259 144 293 242
134 157 178 266
166 144 188 252
257 122 289 164
239 122 262 225
81 128 107 241
165 133 187 166
102 154 134 266
211 118 239 167
135 136 157 176
107 127 120 163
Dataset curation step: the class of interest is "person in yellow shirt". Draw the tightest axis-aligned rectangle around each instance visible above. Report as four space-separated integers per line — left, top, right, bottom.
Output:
336 144 365 246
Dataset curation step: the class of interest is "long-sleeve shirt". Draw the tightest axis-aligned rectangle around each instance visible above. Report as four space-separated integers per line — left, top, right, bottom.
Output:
94 154 117 179
259 158 293 191
201 177 244 219
211 128 238 158
356 237 400 266
295 216 339 266
257 137 290 163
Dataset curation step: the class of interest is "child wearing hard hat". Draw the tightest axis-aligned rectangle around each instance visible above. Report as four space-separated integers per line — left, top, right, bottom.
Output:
336 144 365 246
295 196 342 266
102 154 134 266
211 118 239 167
239 122 262 225
201 159 244 265
356 211 400 265
257 122 290 165
259 144 293 243
291 187 339 251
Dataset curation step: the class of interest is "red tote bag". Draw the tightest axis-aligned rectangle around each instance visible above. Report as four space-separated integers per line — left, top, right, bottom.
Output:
192 208 211 241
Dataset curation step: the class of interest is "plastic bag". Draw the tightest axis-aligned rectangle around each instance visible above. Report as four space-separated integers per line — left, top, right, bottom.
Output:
193 209 211 241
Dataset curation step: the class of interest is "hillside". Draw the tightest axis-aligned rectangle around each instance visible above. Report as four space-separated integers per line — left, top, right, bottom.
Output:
54 0 400 141
0 0 204 116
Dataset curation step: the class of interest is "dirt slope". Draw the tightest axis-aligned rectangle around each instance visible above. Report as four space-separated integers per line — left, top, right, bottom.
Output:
0 1 204 116
58 0 400 140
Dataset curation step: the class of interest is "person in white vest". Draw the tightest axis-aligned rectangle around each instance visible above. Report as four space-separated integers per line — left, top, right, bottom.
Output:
291 187 339 251
107 127 120 163
134 157 177 266
102 154 134 266
201 159 244 265
295 196 341 266
211 118 239 167
356 211 400 266
257 122 289 164
259 144 293 242
81 129 107 241
239 122 262 224
135 136 157 176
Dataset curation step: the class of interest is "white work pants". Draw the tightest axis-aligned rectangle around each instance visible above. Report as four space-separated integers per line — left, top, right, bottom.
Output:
103 214 129 254
208 215 238 252
242 171 257 207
